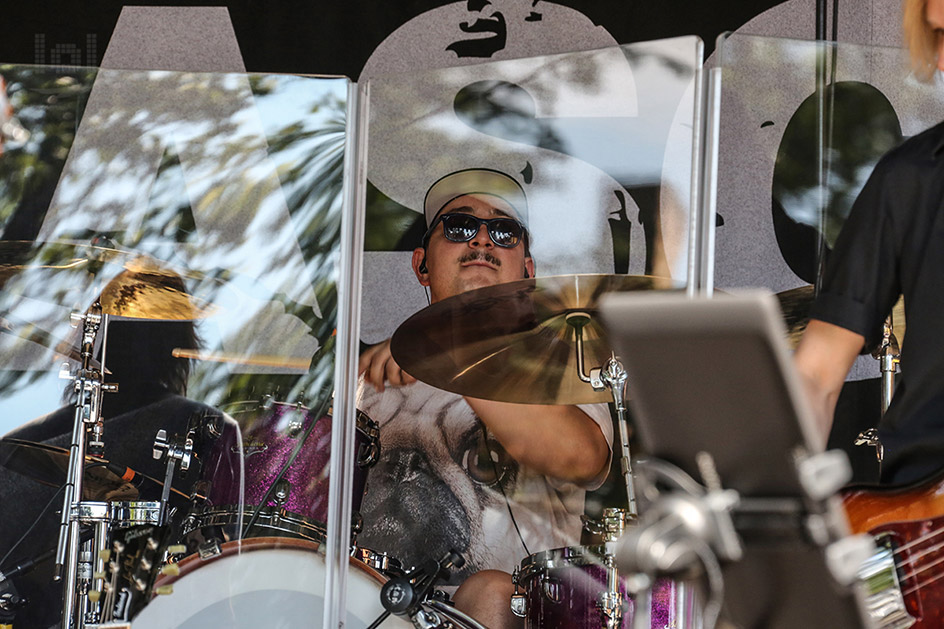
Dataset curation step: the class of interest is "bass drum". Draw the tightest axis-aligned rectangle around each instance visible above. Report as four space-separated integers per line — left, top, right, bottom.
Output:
132 537 411 628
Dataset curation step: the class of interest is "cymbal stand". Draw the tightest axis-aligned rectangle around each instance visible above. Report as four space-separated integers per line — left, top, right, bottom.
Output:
152 429 194 525
54 305 117 628
566 312 636 629
857 315 898 476
566 312 637 518
872 315 900 416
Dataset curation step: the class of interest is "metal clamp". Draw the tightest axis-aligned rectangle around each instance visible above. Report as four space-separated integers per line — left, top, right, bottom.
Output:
152 429 193 472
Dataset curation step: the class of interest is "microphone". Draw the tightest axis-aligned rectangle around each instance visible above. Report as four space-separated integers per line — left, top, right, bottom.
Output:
90 459 160 491
102 461 140 484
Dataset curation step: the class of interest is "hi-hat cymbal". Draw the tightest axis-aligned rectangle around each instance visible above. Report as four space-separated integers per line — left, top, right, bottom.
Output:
0 437 187 500
391 274 682 405
775 285 906 349
0 314 98 367
98 259 215 320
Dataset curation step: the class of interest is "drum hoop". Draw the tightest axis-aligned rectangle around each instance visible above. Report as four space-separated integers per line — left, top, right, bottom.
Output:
156 537 389 591
517 545 611 581
188 506 329 542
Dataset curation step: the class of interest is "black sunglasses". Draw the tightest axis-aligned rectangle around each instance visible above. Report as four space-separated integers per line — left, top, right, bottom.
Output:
424 213 526 249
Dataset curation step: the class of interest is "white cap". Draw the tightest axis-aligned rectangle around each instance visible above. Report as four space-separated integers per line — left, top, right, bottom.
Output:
423 168 528 226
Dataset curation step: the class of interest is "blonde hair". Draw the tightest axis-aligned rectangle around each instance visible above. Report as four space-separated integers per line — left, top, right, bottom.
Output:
904 0 938 81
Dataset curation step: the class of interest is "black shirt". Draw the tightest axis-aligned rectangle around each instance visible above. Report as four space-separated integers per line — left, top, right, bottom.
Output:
811 119 944 485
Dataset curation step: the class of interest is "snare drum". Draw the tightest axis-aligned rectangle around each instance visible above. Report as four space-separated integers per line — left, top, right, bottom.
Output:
132 537 411 628
514 545 689 628
186 403 379 542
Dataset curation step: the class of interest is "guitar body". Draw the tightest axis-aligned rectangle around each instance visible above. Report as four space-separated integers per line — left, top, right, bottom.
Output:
843 474 944 627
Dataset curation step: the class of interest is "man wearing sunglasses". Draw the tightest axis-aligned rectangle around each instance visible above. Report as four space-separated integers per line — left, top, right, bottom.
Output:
358 168 612 627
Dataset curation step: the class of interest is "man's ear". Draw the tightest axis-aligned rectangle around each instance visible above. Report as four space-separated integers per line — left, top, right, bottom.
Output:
412 248 430 286
524 257 535 279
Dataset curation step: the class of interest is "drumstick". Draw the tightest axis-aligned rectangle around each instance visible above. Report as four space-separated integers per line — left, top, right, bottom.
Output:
171 348 311 370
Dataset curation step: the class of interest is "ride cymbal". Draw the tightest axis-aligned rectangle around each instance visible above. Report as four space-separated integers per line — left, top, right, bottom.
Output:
391 274 682 405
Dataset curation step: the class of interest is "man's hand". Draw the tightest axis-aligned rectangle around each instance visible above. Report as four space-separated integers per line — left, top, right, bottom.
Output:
358 339 417 392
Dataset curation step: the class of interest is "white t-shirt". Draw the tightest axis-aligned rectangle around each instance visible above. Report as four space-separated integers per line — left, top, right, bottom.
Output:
355 378 613 583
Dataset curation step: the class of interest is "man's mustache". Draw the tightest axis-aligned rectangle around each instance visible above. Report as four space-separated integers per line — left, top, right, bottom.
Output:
458 251 501 266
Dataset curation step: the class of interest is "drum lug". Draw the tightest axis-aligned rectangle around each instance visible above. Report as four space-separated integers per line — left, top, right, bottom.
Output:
273 478 292 507
510 566 528 617
197 538 222 560
351 511 363 536
541 576 562 603
597 590 624 629
358 440 380 468
510 593 527 618
287 419 305 438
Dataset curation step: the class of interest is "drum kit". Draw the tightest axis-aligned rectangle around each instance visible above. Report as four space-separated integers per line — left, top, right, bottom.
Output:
3 261 852 629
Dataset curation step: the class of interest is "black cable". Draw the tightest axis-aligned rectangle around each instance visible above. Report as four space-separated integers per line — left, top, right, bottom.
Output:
0 483 66 569
365 610 391 629
479 424 530 559
242 394 333 536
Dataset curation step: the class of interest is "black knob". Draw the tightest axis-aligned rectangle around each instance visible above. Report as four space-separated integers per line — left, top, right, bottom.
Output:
380 578 416 615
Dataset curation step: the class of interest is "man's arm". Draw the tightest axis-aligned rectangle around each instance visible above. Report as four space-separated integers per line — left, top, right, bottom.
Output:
793 319 865 445
359 339 609 485
464 397 610 485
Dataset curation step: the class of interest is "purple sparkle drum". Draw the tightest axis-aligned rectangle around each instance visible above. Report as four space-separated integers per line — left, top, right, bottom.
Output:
513 545 686 628
186 401 379 542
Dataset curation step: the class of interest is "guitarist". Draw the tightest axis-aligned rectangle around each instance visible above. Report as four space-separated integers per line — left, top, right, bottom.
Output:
795 0 944 487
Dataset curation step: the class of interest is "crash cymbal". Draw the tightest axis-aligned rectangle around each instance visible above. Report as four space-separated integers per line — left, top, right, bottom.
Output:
775 285 905 349
0 437 187 501
391 274 682 405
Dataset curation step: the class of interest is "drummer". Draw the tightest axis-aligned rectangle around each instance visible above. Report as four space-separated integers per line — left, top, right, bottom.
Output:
358 168 613 627
0 267 225 628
